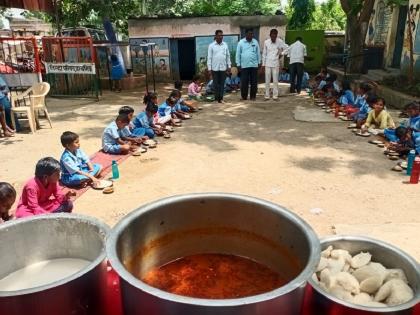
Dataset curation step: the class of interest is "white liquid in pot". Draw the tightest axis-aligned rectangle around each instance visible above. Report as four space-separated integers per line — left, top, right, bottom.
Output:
0 258 91 291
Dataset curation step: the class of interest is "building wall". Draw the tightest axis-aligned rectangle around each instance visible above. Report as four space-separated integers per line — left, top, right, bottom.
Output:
128 16 287 39
365 0 396 68
401 0 420 78
128 16 287 80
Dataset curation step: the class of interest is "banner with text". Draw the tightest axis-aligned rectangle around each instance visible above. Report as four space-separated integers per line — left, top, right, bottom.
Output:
45 63 96 75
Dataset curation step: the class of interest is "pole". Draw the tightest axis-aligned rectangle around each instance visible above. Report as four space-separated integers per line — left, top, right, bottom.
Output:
142 44 149 93
150 44 156 92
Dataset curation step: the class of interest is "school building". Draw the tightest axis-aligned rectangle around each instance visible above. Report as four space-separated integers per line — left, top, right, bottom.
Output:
127 15 287 81
364 0 420 78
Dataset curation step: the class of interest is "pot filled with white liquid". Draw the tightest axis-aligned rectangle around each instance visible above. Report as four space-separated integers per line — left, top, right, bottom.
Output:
0 214 109 315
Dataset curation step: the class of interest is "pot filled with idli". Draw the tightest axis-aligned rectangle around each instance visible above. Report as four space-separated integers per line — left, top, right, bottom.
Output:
307 235 420 315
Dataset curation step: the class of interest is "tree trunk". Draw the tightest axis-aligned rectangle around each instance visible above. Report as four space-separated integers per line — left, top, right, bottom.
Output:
407 9 414 85
347 17 365 73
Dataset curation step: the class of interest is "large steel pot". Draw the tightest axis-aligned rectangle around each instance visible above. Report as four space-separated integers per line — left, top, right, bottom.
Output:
0 213 109 315
107 193 321 315
307 235 420 315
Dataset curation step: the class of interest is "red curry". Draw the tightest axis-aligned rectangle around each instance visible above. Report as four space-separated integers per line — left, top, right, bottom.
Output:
141 253 286 299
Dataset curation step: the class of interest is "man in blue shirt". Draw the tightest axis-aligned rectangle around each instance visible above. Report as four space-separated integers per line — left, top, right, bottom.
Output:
236 29 261 101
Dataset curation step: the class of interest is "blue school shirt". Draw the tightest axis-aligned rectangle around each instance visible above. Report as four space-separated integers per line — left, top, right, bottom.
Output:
60 148 90 176
408 115 420 131
119 126 133 138
102 121 120 148
206 80 214 93
279 73 290 81
158 102 172 118
333 81 340 93
133 111 153 129
225 76 240 86
318 80 326 89
236 38 261 68
353 95 365 109
339 90 355 106
231 76 240 85
301 72 310 88
359 100 372 116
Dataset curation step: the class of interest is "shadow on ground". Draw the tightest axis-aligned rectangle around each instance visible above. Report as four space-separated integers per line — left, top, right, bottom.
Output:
40 86 400 179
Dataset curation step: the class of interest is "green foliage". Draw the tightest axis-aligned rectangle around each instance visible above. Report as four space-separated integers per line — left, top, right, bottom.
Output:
142 0 279 17
310 0 346 31
287 0 316 30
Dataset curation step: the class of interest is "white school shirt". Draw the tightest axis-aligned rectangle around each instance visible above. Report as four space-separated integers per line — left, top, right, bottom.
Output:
207 41 231 71
285 40 307 64
262 38 288 68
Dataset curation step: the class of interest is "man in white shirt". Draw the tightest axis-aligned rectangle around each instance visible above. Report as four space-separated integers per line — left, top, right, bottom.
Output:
262 29 288 100
286 36 307 94
207 30 231 103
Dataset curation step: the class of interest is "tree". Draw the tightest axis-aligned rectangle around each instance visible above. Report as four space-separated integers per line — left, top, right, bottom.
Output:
311 0 346 31
287 0 316 30
340 0 376 73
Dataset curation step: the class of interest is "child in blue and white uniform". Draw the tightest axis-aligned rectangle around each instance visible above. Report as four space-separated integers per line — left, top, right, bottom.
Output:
279 68 290 82
385 102 420 142
132 102 161 138
300 72 310 89
354 92 375 128
118 106 148 141
60 131 102 187
225 73 240 92
338 80 354 107
158 95 178 125
102 114 133 155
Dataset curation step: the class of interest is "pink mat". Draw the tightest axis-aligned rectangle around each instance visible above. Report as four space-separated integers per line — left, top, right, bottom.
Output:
61 150 131 199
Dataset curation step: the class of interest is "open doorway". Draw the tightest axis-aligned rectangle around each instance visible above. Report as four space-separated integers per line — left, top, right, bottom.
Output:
178 39 196 80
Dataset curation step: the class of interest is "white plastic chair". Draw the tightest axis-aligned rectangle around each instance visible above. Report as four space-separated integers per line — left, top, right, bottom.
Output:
10 82 52 133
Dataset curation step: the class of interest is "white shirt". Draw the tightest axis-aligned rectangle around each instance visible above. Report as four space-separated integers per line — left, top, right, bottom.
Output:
262 38 288 67
207 41 231 71
285 40 307 64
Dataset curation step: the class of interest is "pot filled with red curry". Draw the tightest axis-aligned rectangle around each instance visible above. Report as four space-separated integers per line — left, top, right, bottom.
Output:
107 193 321 315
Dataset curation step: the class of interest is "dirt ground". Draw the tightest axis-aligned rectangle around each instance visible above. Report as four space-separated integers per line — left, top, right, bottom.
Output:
1 84 419 261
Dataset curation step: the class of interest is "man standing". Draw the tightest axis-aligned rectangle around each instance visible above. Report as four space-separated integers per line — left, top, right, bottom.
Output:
262 29 288 100
286 36 307 94
207 30 231 104
236 29 261 101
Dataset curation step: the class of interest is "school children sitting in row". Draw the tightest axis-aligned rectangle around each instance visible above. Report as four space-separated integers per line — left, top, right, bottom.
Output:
278 68 309 89
60 131 102 187
313 68 419 162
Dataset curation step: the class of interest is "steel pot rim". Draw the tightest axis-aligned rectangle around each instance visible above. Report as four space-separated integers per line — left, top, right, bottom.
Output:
0 213 110 297
308 235 420 312
107 192 321 307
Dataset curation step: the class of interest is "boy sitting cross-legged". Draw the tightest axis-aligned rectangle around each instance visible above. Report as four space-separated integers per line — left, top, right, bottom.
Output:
102 114 138 155
60 131 102 187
